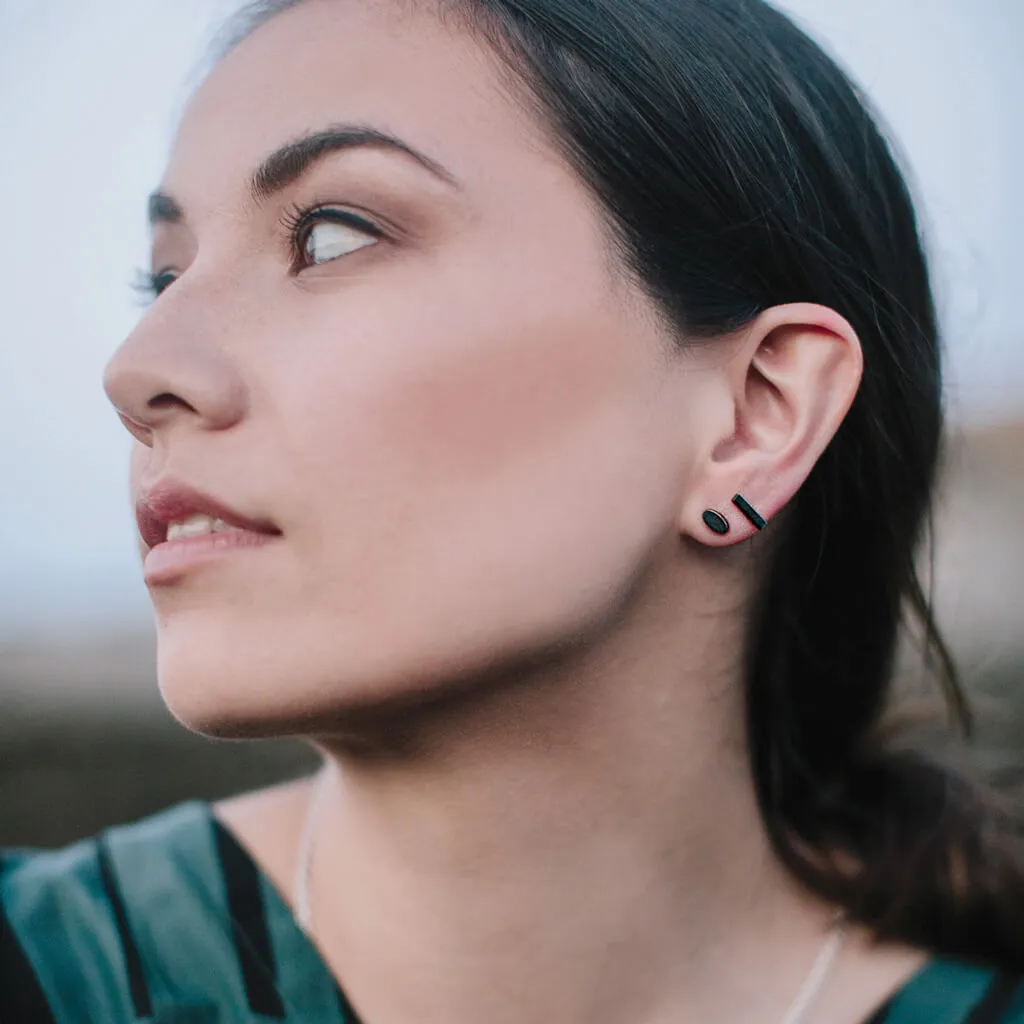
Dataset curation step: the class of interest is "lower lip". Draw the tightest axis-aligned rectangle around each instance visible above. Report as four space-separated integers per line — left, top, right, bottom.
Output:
143 530 278 585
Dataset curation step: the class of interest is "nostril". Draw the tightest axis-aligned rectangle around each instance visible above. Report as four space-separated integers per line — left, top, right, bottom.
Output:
148 392 196 413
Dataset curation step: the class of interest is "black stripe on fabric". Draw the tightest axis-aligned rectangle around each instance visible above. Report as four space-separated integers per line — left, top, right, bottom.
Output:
0 860 57 1023
336 982 365 1024
96 836 154 1018
966 973 1024 1024
212 821 287 1019
862 998 893 1024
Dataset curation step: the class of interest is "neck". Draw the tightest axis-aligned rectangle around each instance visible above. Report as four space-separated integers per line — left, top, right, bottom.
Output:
304 561 835 1024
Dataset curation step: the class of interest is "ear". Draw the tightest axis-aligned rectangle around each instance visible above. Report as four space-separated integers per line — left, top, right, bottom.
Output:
682 303 863 546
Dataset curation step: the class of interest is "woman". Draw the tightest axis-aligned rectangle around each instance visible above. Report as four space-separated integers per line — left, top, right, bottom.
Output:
3 0 1020 1020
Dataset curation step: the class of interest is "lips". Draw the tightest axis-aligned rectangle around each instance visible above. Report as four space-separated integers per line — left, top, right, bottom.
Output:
136 479 281 549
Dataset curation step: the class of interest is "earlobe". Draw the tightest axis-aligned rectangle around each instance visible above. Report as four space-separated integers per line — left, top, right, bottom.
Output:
697 494 767 543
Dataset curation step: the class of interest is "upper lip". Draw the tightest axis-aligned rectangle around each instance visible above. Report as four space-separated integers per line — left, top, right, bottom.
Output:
136 479 281 549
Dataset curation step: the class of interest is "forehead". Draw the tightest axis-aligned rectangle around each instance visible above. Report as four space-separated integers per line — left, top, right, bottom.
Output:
167 0 553 202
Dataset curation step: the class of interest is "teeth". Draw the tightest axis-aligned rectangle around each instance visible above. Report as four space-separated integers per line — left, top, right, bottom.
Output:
166 513 238 541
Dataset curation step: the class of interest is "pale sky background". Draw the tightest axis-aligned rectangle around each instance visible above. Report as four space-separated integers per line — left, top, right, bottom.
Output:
0 0 1021 638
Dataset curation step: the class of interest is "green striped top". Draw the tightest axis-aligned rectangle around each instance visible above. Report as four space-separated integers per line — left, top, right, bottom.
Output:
2 802 1022 1022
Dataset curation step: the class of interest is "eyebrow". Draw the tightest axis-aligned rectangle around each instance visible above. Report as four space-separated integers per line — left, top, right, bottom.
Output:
147 124 460 227
148 192 184 226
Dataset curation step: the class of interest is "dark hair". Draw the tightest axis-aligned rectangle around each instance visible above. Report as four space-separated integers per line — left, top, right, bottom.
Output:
221 0 1024 968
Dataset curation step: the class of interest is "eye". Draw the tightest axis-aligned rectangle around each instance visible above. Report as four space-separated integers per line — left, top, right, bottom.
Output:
292 208 382 268
150 270 178 295
132 268 178 303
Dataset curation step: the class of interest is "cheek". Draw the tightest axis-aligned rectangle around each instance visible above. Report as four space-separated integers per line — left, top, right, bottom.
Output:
259 261 681 652
381 303 635 476
270 255 656 536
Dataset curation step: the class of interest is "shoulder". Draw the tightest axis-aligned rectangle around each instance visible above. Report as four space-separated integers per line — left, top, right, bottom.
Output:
1 797 337 1021
878 958 1024 1023
0 801 234 1020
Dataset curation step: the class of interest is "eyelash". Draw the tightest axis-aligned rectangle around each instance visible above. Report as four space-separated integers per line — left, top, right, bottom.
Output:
131 267 177 303
279 202 385 272
130 203 384 303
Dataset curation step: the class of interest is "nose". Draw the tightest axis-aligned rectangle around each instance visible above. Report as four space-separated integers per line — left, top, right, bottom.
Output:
103 302 248 446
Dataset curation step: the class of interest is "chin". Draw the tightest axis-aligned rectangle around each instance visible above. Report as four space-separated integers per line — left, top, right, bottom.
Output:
152 607 350 739
150 602 485 740
151 588 601 742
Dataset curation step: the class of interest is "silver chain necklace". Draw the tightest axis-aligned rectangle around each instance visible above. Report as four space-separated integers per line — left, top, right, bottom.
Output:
292 769 847 1024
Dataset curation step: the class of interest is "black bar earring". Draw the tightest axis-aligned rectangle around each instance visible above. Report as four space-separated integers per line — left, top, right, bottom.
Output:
702 509 730 535
732 494 767 530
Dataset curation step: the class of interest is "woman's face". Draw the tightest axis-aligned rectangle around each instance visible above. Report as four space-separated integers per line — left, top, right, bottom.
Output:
104 0 714 735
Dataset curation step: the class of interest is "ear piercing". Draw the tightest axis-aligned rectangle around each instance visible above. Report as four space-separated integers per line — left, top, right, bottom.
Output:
731 494 767 530
702 494 768 536
702 509 731 535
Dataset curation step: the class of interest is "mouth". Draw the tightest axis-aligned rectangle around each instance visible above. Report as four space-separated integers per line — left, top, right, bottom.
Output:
136 479 282 582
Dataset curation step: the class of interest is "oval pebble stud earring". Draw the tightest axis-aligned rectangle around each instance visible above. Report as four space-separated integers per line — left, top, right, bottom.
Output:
702 509 731 535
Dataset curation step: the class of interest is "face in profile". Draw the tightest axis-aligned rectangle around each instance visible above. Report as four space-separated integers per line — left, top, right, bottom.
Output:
104 0 711 735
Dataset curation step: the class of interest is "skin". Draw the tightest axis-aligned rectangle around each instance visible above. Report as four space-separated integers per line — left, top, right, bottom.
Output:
103 0 925 1020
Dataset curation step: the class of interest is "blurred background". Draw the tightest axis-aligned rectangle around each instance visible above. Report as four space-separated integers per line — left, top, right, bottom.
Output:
1 0 1021 847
